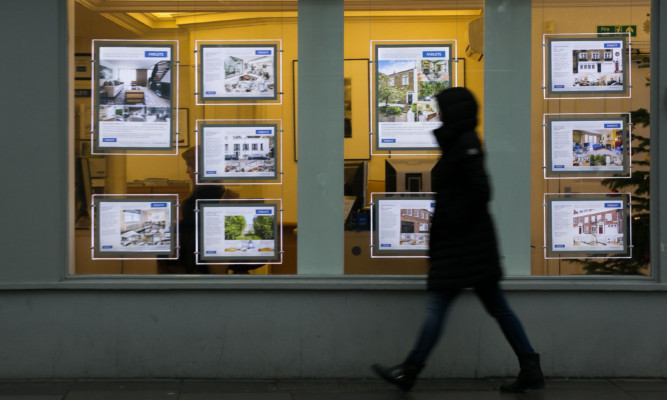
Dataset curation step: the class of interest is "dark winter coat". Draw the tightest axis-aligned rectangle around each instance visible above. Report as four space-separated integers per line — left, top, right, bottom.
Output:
427 87 503 291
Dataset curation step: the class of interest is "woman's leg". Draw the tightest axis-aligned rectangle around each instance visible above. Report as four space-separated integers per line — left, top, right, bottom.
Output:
372 289 459 391
405 289 460 365
474 282 536 358
474 282 544 392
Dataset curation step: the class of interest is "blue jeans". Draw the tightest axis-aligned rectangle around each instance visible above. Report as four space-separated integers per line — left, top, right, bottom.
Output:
406 283 536 365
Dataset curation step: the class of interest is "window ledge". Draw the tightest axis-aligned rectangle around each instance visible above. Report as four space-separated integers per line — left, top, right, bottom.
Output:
0 274 663 291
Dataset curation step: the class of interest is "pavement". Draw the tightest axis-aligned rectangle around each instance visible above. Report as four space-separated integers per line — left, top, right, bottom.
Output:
0 378 666 400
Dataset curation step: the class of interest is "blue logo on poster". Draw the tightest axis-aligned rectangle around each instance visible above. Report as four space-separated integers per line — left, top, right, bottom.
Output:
604 43 621 48
255 50 272 55
555 165 564 168
102 245 113 249
604 123 621 129
102 138 117 142
206 250 217 254
605 202 622 208
554 244 565 248
381 139 396 143
554 85 565 88
151 203 168 208
430 202 436 208
423 51 446 58
205 91 216 95
256 209 273 215
206 170 217 174
145 51 168 57
256 130 272 135
380 244 392 248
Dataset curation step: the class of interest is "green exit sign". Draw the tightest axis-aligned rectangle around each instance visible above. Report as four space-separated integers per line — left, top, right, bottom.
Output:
597 25 637 37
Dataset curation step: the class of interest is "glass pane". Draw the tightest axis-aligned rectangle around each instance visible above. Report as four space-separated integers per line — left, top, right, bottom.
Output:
73 1 298 275
530 0 652 276
342 1 485 275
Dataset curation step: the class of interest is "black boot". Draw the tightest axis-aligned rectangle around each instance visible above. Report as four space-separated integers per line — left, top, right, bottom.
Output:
500 353 545 393
372 362 423 392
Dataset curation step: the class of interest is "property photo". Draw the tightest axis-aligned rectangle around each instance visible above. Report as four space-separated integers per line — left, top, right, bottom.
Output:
571 207 624 248
119 208 171 248
571 128 623 167
222 53 275 95
571 49 624 86
223 134 275 174
399 208 432 246
377 58 448 123
98 59 171 107
223 213 276 254
98 105 171 123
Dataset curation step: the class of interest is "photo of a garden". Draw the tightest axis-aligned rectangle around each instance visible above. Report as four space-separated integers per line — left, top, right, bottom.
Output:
223 213 275 255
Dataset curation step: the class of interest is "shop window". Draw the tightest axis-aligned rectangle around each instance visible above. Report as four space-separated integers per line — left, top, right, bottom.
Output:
71 0 653 279
342 1 482 275
73 0 297 275
532 0 652 276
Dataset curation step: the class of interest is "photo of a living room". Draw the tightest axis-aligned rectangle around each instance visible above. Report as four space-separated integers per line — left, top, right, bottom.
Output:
222 54 274 95
571 128 623 168
98 59 171 107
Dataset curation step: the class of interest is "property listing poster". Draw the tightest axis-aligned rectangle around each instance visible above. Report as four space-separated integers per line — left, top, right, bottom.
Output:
375 197 435 253
548 198 627 254
200 124 277 181
548 38 626 94
200 203 278 260
95 44 174 150
96 199 174 255
548 117 626 174
200 44 277 101
375 45 452 150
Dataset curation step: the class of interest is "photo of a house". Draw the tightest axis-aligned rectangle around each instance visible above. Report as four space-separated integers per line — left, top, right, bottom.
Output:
399 208 432 246
222 134 275 175
377 58 448 124
571 49 623 87
571 207 624 248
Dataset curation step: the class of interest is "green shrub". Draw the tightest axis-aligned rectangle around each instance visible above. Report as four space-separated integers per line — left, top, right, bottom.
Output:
378 105 403 115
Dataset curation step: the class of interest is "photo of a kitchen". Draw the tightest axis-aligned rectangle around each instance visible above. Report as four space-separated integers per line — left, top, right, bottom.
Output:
119 208 171 249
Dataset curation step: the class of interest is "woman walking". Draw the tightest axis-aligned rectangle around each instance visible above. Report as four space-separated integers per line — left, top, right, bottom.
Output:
372 87 544 393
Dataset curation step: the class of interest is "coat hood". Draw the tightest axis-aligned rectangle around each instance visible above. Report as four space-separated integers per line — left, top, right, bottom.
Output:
434 87 478 147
